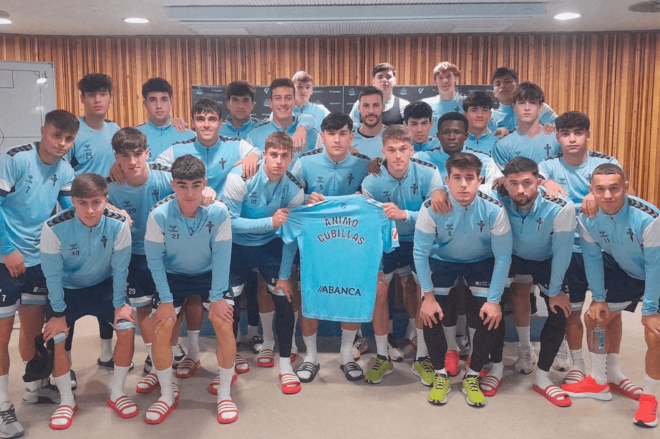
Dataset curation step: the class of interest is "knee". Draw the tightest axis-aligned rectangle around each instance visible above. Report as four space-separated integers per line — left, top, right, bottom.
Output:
115 328 135 343
645 329 660 350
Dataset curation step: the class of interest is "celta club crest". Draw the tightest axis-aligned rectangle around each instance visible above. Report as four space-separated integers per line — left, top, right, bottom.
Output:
599 231 608 239
544 144 552 156
445 223 454 236
587 173 592 182
478 220 486 232
411 184 418 195
206 221 214 233
536 217 543 230
454 106 461 112
219 158 227 170
50 174 58 187
122 200 131 208
152 189 159 200
169 225 178 233
101 235 108 248
627 228 634 242
69 244 78 251
26 175 33 184
347 173 355 185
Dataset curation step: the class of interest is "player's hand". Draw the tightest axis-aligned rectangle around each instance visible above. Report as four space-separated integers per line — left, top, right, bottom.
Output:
542 124 556 135
275 279 293 303
109 161 127 185
272 208 290 228
586 301 609 323
114 304 136 326
642 314 660 338
200 187 217 206
542 179 569 199
430 189 451 215
291 126 307 152
234 153 259 179
349 145 359 155
493 176 506 191
479 302 502 330
581 193 598 218
209 299 233 326
151 302 177 333
494 128 510 138
383 203 407 221
367 158 383 176
171 117 189 133
106 202 134 226
43 316 68 342
420 293 443 328
2 251 25 278
306 192 325 205
548 292 571 318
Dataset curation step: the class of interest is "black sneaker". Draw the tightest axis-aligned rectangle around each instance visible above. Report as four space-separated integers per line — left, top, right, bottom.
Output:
70 370 77 392
143 355 153 374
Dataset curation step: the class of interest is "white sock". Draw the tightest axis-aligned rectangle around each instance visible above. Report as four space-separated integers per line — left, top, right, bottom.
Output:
375 334 388 357
260 311 275 350
516 326 531 346
291 311 299 350
468 327 476 357
443 325 458 351
154 367 174 406
535 368 554 389
644 374 660 397
340 329 357 365
489 361 504 380
591 353 607 384
216 366 234 403
53 372 75 409
0 374 7 405
570 349 586 373
466 368 480 378
187 330 200 362
110 365 132 413
416 328 429 359
146 343 152 359
435 368 447 376
302 333 318 365
279 357 293 375
248 324 259 340
100 338 113 362
406 319 416 340
606 353 626 384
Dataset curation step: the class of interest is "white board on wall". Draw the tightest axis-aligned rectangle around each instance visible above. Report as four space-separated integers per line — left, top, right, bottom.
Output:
0 61 56 152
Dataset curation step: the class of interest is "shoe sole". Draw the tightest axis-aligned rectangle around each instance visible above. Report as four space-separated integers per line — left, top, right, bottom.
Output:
365 367 393 384
428 384 451 405
462 388 486 407
411 367 433 387
563 391 612 401
22 396 60 405
634 418 658 428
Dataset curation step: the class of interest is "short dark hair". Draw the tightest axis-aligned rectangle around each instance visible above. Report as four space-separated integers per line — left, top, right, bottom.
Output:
71 173 108 198
438 112 468 134
269 78 295 99
78 73 113 94
191 99 221 119
372 63 396 77
358 86 383 103
502 157 539 178
171 154 206 181
321 112 353 132
404 101 433 123
491 67 519 84
227 80 256 101
382 125 412 146
463 91 494 112
142 78 173 99
265 131 294 152
44 110 80 134
445 152 483 177
111 127 147 155
555 111 590 131
512 81 545 105
592 163 627 181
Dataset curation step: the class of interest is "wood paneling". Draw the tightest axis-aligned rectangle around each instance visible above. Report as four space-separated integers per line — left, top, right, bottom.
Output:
1 32 659 203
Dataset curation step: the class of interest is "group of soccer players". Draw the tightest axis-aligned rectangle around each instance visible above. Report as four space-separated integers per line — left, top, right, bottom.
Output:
0 59 658 438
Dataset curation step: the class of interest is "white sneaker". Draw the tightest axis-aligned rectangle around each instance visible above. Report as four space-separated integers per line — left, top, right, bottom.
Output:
351 335 369 361
387 334 405 363
552 340 572 372
514 342 537 374
22 378 60 405
0 402 24 439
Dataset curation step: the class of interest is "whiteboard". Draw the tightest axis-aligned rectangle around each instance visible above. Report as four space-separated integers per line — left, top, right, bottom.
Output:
0 61 56 152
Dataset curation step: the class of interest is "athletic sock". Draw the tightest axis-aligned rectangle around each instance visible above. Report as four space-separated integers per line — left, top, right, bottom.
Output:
606 353 626 384
110 365 134 415
279 357 294 375
468 327 476 357
187 330 200 362
489 361 504 380
99 338 113 362
516 325 531 346
260 311 275 351
406 318 416 340
302 333 318 365
0 374 8 405
590 353 607 385
248 324 259 340
375 334 388 358
570 349 586 373
216 366 234 402
52 373 75 426
416 328 429 359
145 343 152 359
25 378 42 393
435 368 447 376
466 368 480 378
291 311 299 350
339 328 357 365
154 367 174 406
535 368 554 389
443 325 458 352
644 374 660 397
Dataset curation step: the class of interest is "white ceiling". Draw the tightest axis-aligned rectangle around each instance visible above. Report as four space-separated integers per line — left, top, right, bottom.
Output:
1 1 659 37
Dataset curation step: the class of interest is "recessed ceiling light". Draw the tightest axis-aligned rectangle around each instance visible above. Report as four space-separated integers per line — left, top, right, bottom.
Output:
124 17 149 24
0 18 12 25
36 78 47 84
554 12 581 20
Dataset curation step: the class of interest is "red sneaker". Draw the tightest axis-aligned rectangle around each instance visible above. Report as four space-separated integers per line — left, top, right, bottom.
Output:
634 394 658 428
445 350 460 376
561 376 612 401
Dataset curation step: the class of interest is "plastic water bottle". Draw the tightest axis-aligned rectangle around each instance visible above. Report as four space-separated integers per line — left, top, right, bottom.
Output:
590 323 606 354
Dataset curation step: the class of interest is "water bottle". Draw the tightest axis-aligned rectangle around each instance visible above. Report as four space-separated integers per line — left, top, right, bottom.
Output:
590 323 606 354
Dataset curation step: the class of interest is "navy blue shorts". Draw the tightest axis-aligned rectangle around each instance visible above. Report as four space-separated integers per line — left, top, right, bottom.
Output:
509 255 551 292
382 241 416 279
230 239 283 291
152 272 211 311
601 252 644 312
46 277 116 328
0 264 48 318
127 254 155 308
429 257 495 298
562 252 588 304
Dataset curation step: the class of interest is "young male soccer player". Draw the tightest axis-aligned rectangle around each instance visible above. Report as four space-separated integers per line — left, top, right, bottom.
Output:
219 80 259 140
292 71 330 132
361 125 444 385
0 109 79 438
496 157 575 405
350 63 409 126
414 152 512 407
463 91 498 156
422 61 464 136
404 101 440 152
144 154 236 424
222 131 305 394
566 164 659 428
41 173 134 429
352 86 386 159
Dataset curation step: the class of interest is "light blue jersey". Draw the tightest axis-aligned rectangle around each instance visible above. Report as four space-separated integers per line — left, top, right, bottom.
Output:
144 197 232 303
492 130 561 170
294 103 330 132
222 163 305 246
500 191 575 296
578 196 660 314
466 130 498 156
413 192 512 302
246 119 319 167
40 207 131 311
488 103 558 132
135 119 195 161
352 125 385 159
278 194 398 322
290 148 370 198
156 136 260 194
362 158 444 242
108 163 173 255
422 92 465 137
219 117 261 140
0 143 75 267
412 137 440 153
66 117 120 176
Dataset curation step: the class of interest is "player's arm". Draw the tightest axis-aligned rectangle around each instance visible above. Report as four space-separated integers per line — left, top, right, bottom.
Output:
641 217 660 316
488 209 513 304
577 218 606 302
144 212 173 303
40 223 66 314
221 174 274 233
209 211 234 303
155 147 175 166
412 204 437 295
276 206 302 281
110 218 132 310
547 201 576 297
491 141 507 171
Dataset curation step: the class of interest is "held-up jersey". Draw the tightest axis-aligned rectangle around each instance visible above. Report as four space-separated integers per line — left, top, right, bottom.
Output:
488 103 558 132
222 163 305 246
219 117 261 140
578 196 660 314
352 126 385 159
413 192 512 302
412 137 440 153
492 131 561 169
349 96 410 126
290 148 370 198
422 92 465 137
40 207 131 311
108 164 173 255
361 159 444 242
156 136 260 194
0 143 75 266
144 197 232 303
66 117 120 176
294 103 330 132
500 191 576 296
278 194 399 322
246 119 319 167
466 130 498 156
135 119 195 161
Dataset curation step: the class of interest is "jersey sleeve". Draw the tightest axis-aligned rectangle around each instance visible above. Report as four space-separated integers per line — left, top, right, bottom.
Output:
577 217 606 301
488 208 513 303
295 113 315 131
155 147 175 166
40 223 66 313
539 103 558 125
381 212 399 253
537 160 552 180
491 140 508 171
548 202 576 296
0 156 18 255
277 209 304 280
210 210 233 302
413 204 437 294
641 217 660 315
349 101 360 124
238 139 262 159
221 173 274 234
111 219 132 308
287 187 305 208
144 212 173 303
483 159 504 190
57 167 75 210
289 160 307 194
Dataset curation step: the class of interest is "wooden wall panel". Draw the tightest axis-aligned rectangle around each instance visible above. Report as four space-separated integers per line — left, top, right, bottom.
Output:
0 32 659 203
